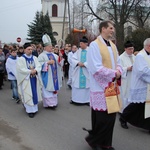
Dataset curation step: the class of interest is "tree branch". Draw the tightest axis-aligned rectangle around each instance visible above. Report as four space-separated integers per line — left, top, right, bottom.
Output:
85 0 103 21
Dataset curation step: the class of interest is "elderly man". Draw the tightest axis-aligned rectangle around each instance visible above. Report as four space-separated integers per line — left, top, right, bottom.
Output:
120 38 150 133
38 34 63 109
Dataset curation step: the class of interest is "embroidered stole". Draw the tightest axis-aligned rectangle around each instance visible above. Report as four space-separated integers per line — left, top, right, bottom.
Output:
95 38 117 69
22 55 38 105
47 53 59 91
79 50 87 88
140 49 150 119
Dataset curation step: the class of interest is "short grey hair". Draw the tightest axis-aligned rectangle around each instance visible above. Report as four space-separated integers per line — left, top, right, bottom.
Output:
144 38 150 47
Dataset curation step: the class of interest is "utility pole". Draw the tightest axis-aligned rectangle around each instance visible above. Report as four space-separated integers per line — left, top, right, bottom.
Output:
72 0 75 29
62 0 67 41
81 0 84 29
68 0 71 34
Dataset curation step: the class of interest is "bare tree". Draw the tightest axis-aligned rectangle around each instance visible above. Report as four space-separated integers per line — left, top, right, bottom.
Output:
69 0 94 33
133 0 150 28
65 0 97 45
85 0 145 53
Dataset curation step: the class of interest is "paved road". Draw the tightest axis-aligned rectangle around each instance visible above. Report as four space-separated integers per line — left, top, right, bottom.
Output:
0 80 149 150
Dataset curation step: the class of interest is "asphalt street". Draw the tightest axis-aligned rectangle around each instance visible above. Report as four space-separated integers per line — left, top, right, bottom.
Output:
0 80 149 150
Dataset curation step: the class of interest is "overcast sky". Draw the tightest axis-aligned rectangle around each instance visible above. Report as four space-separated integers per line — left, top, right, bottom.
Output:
0 0 42 44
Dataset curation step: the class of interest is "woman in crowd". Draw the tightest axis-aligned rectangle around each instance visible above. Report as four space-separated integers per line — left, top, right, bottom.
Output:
0 48 5 89
17 46 24 57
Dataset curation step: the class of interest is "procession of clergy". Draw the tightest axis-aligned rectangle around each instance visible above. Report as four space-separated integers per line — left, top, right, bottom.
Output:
4 20 150 150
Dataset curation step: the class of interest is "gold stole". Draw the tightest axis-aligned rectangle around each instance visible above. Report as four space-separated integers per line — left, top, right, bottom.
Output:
140 49 150 118
95 38 117 69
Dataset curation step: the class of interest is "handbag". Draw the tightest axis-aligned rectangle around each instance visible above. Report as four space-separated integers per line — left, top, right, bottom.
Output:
105 81 121 114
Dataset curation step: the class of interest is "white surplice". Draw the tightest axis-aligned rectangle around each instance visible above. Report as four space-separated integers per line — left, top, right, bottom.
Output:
129 50 150 103
6 56 17 80
71 48 90 104
87 35 123 111
119 51 135 112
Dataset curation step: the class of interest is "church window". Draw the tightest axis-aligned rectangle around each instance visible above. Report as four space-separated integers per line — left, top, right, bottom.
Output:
53 32 58 36
52 4 58 17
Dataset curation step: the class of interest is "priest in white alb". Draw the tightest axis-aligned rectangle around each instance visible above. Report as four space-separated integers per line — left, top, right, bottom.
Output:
16 43 42 118
84 21 122 150
119 41 135 129
120 38 150 133
70 36 90 105
67 45 78 88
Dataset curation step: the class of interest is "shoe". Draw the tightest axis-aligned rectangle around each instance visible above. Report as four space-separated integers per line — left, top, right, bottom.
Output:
85 102 90 106
49 106 57 110
92 148 97 150
92 147 102 150
16 98 20 104
0 87 3 90
45 105 57 110
68 85 72 89
119 118 128 129
94 146 103 150
70 100 85 106
12 97 15 100
70 100 73 104
101 147 115 150
28 113 35 118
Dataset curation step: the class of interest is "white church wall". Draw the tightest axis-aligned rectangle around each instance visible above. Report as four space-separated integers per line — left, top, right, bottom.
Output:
42 0 69 44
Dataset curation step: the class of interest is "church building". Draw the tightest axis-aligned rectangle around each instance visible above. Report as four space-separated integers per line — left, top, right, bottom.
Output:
41 0 69 43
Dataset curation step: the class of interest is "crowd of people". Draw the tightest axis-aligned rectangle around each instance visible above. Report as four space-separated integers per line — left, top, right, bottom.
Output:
0 20 150 150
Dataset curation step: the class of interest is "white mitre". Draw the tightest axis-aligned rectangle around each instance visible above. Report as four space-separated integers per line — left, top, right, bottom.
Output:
42 33 52 47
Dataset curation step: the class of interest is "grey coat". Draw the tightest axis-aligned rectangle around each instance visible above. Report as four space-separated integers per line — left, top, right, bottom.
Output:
0 53 5 73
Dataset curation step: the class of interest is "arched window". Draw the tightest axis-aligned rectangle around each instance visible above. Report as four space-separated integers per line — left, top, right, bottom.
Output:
53 31 58 36
52 4 58 17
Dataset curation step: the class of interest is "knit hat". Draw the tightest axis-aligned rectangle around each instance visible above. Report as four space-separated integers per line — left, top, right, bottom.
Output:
42 33 52 47
80 36 88 43
23 43 31 49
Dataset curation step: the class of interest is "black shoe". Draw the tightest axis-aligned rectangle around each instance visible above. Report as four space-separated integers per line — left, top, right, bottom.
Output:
28 113 35 118
85 102 90 106
0 87 3 90
45 105 57 110
119 118 128 129
70 100 74 104
92 148 97 150
92 147 102 150
67 85 72 89
16 98 20 104
49 106 57 110
101 147 115 150
95 146 103 150
70 100 84 106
